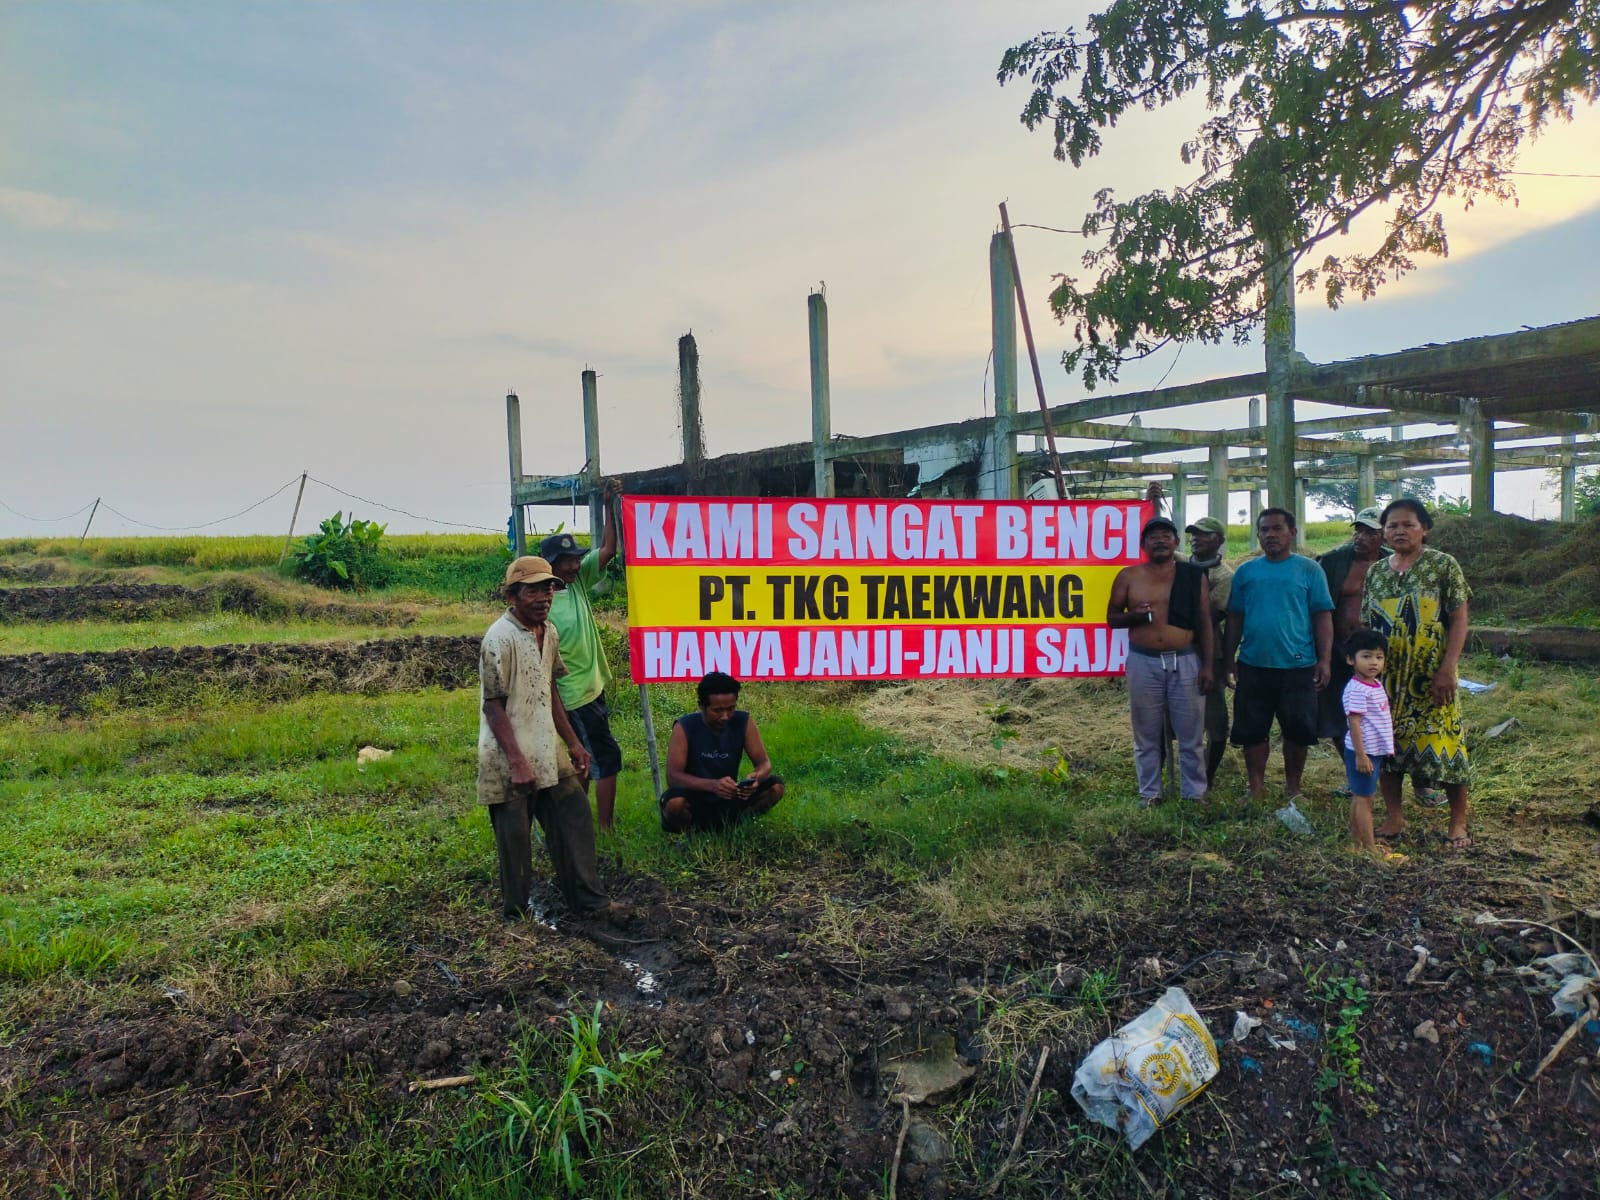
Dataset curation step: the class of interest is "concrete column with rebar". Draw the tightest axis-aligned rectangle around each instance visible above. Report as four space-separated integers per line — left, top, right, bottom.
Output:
808 293 832 499
678 334 703 494
582 369 602 537
506 392 526 555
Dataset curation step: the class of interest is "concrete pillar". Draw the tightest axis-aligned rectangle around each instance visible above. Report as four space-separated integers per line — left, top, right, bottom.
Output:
987 233 1019 499
1171 473 1188 526
1294 476 1307 550
1248 396 1263 538
1462 398 1493 518
678 334 703 494
1560 434 1577 522
581 369 602 538
808 292 833 499
1208 443 1229 526
506 391 526 555
1357 455 1376 511
1263 238 1297 513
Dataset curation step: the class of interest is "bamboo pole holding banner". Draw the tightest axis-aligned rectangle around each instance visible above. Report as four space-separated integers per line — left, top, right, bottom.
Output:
78 498 101 546
998 203 1068 502
278 472 308 564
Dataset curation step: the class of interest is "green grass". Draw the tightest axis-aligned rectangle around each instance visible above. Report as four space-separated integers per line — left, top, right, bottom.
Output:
0 533 510 569
6 648 1595 1008
0 609 490 654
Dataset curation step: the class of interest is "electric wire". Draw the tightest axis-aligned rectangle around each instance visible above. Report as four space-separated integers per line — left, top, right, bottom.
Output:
0 496 99 523
96 476 303 531
306 476 502 532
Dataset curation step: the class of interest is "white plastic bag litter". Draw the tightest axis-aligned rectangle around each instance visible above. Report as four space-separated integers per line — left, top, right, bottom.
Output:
1072 986 1219 1149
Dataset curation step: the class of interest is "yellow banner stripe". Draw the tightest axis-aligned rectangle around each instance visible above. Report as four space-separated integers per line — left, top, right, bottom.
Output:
626 564 1122 627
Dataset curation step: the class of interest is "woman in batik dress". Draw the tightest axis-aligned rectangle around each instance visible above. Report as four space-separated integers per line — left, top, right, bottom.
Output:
1360 498 1473 849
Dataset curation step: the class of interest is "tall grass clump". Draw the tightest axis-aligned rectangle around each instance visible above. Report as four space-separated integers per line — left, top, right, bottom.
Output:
468 1002 661 1194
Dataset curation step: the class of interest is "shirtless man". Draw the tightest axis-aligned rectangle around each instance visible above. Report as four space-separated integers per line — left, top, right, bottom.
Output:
1108 517 1215 806
1315 507 1389 741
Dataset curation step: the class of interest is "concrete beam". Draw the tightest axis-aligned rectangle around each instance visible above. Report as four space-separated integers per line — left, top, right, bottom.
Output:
1016 372 1270 430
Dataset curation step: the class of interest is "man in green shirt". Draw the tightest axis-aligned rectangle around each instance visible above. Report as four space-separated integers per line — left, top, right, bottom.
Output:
540 481 623 831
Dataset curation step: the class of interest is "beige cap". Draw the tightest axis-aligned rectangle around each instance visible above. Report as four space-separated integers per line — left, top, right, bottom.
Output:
504 556 561 587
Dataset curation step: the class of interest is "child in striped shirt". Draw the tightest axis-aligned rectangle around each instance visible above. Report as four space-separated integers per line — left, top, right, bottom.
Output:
1342 629 1398 857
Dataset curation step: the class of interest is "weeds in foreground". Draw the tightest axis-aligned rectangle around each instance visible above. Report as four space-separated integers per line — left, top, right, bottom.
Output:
475 1002 661 1194
1306 965 1376 1122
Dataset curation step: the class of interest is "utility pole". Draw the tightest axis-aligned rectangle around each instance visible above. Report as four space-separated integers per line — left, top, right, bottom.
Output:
278 472 308 564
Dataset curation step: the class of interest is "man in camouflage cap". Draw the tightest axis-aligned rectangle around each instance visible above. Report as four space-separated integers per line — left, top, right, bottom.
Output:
1184 516 1234 786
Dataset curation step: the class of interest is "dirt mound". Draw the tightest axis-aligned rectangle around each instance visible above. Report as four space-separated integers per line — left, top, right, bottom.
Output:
3 848 1596 1198
0 635 479 714
0 580 426 625
1431 513 1600 623
859 675 1130 772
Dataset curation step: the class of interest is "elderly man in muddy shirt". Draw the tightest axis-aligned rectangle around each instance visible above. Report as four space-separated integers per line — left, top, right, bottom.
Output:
1107 517 1215 806
478 556 620 921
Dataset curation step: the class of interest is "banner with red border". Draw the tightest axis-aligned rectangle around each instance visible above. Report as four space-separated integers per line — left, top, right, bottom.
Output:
622 496 1151 682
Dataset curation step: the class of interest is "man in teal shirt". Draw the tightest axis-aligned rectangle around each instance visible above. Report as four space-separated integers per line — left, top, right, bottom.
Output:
540 481 622 831
1222 507 1334 803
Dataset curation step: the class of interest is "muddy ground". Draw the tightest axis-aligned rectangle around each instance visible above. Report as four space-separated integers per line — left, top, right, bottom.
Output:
3 831 1598 1199
0 636 478 714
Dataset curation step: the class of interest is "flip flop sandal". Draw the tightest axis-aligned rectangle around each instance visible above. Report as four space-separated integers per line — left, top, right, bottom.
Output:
1415 786 1448 808
1374 827 1408 843
1445 832 1474 851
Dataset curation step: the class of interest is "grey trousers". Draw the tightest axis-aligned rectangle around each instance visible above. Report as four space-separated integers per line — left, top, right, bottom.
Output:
488 773 610 917
1127 649 1208 801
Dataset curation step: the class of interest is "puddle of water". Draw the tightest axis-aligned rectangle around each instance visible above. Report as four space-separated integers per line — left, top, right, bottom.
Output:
524 899 559 932
619 958 664 1007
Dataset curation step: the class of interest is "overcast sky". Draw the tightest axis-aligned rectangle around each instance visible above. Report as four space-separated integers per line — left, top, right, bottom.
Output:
4 1 1598 540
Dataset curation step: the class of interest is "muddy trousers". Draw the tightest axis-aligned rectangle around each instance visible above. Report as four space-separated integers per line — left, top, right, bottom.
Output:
488 773 609 917
1127 648 1208 801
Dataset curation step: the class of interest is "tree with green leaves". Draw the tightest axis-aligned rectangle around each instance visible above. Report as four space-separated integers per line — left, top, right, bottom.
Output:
1000 1 1600 389
1579 471 1600 519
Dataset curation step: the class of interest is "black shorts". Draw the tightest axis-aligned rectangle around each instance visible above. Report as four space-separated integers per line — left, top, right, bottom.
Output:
1231 663 1319 748
568 694 622 780
660 776 783 833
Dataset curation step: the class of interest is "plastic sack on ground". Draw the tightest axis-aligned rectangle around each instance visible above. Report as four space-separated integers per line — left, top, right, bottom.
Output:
1071 986 1219 1149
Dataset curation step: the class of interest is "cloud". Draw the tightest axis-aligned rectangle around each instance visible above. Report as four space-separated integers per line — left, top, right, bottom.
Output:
0 188 122 232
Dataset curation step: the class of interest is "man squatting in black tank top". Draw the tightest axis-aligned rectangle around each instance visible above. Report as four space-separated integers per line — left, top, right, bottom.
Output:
660 671 786 833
